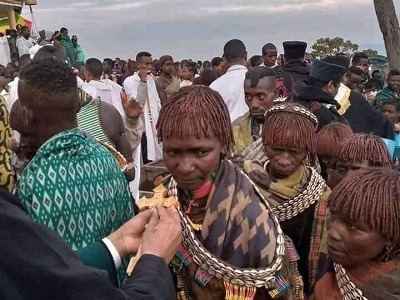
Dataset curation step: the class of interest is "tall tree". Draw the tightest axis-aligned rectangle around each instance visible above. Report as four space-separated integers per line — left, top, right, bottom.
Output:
311 37 359 58
374 0 400 69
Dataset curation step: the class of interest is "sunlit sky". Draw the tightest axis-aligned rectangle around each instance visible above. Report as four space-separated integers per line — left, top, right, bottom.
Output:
22 0 399 61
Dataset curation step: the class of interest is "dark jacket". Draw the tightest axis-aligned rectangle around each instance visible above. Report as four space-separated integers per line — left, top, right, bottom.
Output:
277 60 311 92
0 189 175 300
290 81 346 131
343 90 394 140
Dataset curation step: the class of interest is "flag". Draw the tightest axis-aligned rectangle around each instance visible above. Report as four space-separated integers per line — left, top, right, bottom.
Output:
0 12 32 33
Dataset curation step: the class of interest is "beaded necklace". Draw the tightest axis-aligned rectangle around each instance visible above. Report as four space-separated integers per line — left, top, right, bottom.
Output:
181 171 217 231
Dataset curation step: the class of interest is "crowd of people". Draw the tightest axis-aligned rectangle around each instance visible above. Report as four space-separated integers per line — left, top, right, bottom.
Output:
0 29 399 300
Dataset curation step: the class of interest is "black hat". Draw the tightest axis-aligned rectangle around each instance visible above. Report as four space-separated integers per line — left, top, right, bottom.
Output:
310 59 346 83
283 41 307 60
223 39 246 60
322 55 350 72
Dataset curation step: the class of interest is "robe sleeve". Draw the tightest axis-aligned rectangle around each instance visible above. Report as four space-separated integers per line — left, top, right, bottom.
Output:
75 241 119 286
124 115 144 153
0 190 176 300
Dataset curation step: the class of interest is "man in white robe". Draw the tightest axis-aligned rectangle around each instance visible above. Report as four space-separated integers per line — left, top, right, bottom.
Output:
123 52 162 163
16 26 35 56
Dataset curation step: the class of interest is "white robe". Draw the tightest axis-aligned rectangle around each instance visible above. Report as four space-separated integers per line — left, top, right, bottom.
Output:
123 73 162 162
0 37 11 66
16 37 35 56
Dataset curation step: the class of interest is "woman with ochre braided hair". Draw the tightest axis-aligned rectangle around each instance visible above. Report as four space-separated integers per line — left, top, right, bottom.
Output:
244 103 330 295
155 86 302 300
311 168 400 299
314 122 353 181
326 133 393 190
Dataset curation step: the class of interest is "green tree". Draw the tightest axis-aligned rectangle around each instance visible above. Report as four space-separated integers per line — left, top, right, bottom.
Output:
361 49 379 57
311 37 359 58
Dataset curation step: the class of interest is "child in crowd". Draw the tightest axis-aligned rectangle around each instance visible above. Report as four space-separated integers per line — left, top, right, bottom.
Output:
381 99 400 133
364 78 383 106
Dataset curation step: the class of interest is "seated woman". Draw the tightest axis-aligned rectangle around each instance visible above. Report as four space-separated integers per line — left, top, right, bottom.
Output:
315 122 353 181
155 86 300 299
326 133 392 189
312 168 400 299
244 103 330 294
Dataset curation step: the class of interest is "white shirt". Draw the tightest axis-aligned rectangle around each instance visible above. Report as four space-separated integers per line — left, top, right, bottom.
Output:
210 64 248 122
260 62 278 68
5 77 19 111
82 80 113 103
180 80 193 88
16 37 35 56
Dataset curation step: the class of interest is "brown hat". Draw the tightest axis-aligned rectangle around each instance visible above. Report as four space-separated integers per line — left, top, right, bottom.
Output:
159 55 173 68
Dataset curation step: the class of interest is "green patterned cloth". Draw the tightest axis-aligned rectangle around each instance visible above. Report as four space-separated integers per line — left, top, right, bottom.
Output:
17 128 133 284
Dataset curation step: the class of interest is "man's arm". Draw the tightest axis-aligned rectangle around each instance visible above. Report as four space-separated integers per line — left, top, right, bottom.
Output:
124 116 144 153
0 190 180 299
99 101 133 161
99 101 135 181
155 78 167 105
121 92 145 153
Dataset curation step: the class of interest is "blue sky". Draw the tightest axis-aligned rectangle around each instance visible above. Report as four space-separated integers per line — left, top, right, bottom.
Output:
22 0 399 61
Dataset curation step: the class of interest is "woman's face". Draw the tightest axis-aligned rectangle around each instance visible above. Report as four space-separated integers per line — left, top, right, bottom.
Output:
163 132 222 191
327 160 371 189
327 212 389 267
180 66 193 81
264 144 307 179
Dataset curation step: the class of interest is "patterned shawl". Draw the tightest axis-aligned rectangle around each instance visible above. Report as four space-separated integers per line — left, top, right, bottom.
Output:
0 95 14 192
170 159 301 299
17 129 134 284
244 159 330 294
313 259 400 299
198 159 277 267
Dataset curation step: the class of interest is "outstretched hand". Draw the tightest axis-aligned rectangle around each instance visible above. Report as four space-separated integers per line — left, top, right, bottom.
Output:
141 205 182 264
107 209 153 257
121 91 144 118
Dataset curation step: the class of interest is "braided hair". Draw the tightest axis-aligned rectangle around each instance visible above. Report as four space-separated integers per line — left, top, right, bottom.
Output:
316 122 353 158
329 167 400 257
156 85 233 155
262 103 317 153
337 133 392 167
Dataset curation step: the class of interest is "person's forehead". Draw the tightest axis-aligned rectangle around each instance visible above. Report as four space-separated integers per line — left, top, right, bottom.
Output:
140 56 152 63
382 104 395 111
337 159 369 167
267 143 305 152
265 48 277 55
245 76 274 89
164 131 219 147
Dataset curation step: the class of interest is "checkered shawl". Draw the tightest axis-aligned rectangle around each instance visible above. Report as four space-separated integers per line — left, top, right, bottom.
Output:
198 159 278 268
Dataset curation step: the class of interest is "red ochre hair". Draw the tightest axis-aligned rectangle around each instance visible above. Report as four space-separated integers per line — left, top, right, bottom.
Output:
156 85 233 156
329 167 400 244
262 103 317 153
337 133 392 167
316 122 353 158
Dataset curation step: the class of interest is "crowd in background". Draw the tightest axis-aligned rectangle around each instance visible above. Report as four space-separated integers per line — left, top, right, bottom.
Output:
0 23 399 299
